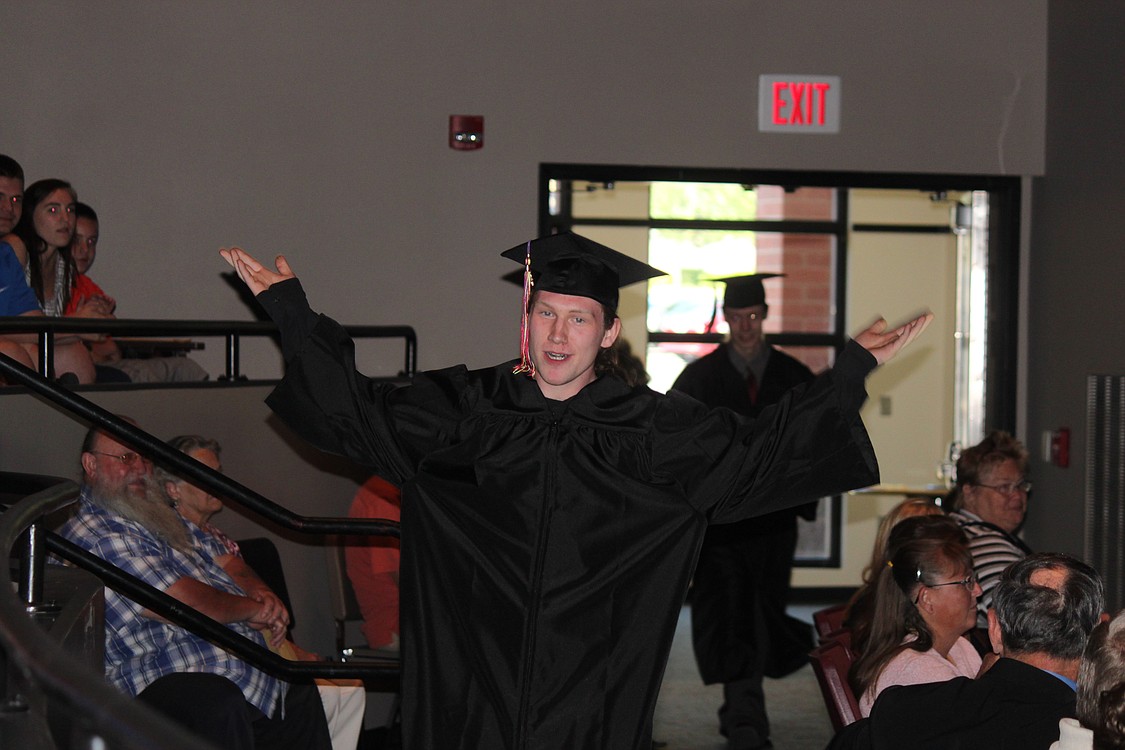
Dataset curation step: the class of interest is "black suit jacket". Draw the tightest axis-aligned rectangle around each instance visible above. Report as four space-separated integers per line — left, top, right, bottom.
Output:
827 658 1075 750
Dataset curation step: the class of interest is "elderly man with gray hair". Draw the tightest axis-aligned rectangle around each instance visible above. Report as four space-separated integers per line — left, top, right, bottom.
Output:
829 552 1105 750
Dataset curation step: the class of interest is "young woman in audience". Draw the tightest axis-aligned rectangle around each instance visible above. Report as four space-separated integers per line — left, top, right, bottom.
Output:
845 496 944 653
7 179 79 315
2 179 98 383
849 515 983 716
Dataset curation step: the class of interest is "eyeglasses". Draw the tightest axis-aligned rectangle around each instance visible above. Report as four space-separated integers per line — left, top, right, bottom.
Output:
975 480 1032 495
88 450 148 467
913 572 978 603
926 573 978 592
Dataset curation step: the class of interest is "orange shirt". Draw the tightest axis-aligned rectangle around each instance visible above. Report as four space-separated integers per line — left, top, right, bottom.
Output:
345 475 402 649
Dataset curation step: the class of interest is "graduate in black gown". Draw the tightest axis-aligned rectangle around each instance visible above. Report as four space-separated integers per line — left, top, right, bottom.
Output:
671 274 820 750
220 234 931 750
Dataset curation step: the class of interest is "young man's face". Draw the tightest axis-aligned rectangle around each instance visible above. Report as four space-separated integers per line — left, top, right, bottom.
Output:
529 290 620 401
724 304 766 359
72 216 99 274
0 176 23 235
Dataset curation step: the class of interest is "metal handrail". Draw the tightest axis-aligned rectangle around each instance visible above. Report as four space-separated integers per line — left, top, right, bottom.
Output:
0 355 400 537
0 316 417 381
0 483 215 750
44 531 398 681
0 317 410 747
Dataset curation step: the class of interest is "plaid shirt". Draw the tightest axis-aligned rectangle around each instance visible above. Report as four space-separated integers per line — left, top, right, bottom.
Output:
57 490 285 717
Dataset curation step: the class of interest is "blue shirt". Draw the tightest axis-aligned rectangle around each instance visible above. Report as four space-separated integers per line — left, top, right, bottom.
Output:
57 490 285 716
1 241 40 315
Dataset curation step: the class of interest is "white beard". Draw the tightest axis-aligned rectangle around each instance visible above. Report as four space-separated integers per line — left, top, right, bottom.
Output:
86 474 194 555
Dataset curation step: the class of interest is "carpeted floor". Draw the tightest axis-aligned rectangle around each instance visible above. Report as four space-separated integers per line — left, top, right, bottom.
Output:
652 605 835 750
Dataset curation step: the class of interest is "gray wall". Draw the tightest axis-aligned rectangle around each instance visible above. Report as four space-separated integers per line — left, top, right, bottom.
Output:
1022 2 1125 556
2 1 1045 377
9 0 1119 621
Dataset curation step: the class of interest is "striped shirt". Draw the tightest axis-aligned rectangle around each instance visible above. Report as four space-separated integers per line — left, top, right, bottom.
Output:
57 491 285 716
950 508 1031 627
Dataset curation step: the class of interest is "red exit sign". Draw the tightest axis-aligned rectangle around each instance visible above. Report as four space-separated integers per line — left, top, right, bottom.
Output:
758 75 841 134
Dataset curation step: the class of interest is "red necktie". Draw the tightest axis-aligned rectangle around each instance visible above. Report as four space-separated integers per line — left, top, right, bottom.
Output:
747 370 759 406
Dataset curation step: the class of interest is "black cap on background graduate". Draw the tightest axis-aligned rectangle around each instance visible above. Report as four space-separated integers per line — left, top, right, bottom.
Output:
710 272 785 309
501 232 666 375
693 273 784 333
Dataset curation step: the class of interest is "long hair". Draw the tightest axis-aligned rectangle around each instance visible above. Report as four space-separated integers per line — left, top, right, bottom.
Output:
848 515 971 699
846 497 944 650
595 337 649 387
528 288 626 382
14 179 78 310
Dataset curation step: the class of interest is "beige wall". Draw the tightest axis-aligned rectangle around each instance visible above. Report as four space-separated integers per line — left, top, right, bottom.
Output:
794 189 958 587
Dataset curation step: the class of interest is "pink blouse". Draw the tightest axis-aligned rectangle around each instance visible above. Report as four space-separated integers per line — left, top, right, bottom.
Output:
859 635 982 716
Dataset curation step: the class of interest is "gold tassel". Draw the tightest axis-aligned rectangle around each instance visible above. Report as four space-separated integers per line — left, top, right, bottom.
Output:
511 242 536 376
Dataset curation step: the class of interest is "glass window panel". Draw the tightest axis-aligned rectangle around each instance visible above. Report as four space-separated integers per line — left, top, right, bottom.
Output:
773 345 836 377
645 341 719 394
648 228 837 336
570 180 650 219
649 182 757 220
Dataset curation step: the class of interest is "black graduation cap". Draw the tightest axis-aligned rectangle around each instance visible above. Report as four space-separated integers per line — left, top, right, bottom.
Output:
710 272 785 309
501 232 666 311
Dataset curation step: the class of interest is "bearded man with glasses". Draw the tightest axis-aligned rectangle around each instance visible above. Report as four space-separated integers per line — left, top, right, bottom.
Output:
947 430 1033 628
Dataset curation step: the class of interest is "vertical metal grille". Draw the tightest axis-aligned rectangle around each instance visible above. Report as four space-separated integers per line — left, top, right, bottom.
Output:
1086 375 1125 612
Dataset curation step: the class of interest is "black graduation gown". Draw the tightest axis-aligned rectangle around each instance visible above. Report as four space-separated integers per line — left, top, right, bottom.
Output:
671 344 819 683
258 279 879 750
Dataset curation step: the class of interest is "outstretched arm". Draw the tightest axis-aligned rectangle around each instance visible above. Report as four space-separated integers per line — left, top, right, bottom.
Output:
219 247 295 296
853 312 933 366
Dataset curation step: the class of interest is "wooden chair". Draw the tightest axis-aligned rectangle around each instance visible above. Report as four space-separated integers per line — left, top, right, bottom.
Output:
808 639 862 731
812 603 849 643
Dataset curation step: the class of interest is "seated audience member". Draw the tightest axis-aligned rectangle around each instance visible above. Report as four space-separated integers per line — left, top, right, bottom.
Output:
830 552 1106 750
56 420 331 750
947 430 1033 627
71 201 98 275
66 203 208 383
157 435 290 626
1 241 42 372
849 515 982 716
7 178 83 316
0 154 23 235
346 474 403 653
158 434 364 750
845 496 944 653
0 169 94 384
1051 610 1125 750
